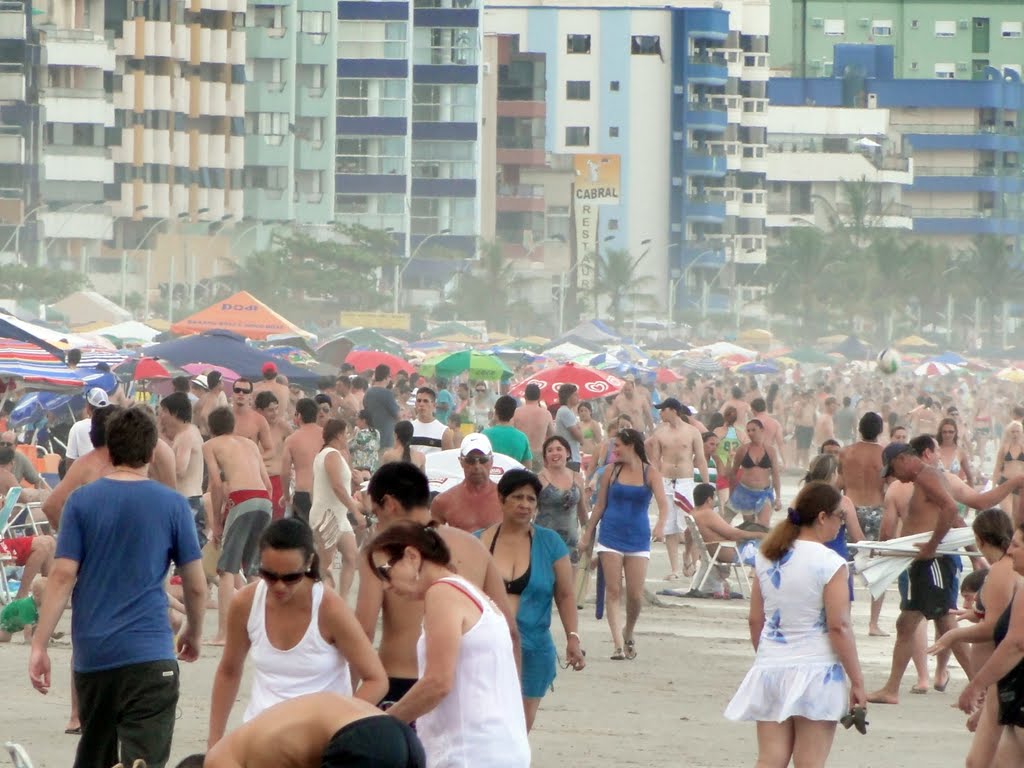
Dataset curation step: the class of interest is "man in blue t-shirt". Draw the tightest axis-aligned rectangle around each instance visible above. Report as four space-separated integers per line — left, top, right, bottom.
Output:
434 377 456 425
29 406 206 768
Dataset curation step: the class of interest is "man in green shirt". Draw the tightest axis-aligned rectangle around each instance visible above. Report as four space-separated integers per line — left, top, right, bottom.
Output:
483 396 533 465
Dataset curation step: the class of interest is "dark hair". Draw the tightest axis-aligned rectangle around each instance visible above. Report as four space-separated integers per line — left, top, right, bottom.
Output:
66 349 81 366
394 420 414 462
260 518 320 580
524 383 541 401
961 568 989 596
731 386 743 400
747 418 764 430
254 391 278 411
160 392 192 423
295 398 318 424
910 434 936 456
351 376 368 392
558 384 578 405
973 508 1013 552
314 393 333 408
891 424 908 436
819 438 840 453
751 397 766 413
0 446 13 465
172 375 191 393
937 417 959 446
708 412 725 430
766 382 779 412
207 370 223 389
722 405 738 425
368 462 431 510
173 755 206 768
843 396 852 407
542 435 572 461
616 428 649 464
366 520 452 576
694 482 716 507
374 364 391 382
107 407 158 468
322 418 348 447
357 409 373 429
859 412 884 441
701 430 717 443
416 386 437 402
496 468 542 500
494 395 516 422
760 481 842 561
208 406 235 437
804 453 838 484
90 404 122 448
578 401 593 415
335 375 351 389
318 376 335 391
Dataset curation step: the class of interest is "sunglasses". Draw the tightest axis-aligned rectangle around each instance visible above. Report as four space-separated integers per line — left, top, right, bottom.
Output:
373 555 402 582
258 568 306 584
234 387 253 394
0 441 12 447
462 454 491 465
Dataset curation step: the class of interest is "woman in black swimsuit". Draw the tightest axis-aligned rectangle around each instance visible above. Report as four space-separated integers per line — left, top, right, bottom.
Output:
727 419 782 527
958 520 1024 763
992 422 1024 526
477 469 585 732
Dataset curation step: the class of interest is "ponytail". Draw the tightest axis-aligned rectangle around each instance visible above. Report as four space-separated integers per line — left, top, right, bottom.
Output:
760 481 841 562
395 420 414 463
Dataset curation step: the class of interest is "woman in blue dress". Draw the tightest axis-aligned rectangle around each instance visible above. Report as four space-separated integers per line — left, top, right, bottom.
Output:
477 469 586 731
580 428 669 660
804 453 865 601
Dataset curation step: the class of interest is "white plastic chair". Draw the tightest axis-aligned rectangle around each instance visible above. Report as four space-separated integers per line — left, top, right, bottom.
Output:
685 513 751 597
0 487 24 604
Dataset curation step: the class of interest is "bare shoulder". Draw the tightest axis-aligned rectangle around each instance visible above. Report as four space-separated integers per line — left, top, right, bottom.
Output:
437 525 485 550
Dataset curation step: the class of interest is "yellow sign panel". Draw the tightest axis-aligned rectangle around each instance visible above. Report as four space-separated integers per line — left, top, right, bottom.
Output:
573 154 621 205
340 311 411 331
574 201 598 291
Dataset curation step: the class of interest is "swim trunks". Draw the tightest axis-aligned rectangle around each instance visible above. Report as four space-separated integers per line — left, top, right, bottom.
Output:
899 556 960 620
321 715 425 768
217 490 272 574
662 478 695 536
855 505 883 541
795 426 813 450
292 490 312 523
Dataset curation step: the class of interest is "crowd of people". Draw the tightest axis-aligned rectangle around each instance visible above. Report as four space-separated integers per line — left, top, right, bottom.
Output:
6 355 1024 767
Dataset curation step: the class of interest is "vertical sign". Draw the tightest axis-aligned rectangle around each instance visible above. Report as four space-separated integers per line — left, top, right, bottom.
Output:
572 154 620 290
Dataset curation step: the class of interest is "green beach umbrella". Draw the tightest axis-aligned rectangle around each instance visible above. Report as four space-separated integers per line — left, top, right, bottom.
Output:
420 350 512 381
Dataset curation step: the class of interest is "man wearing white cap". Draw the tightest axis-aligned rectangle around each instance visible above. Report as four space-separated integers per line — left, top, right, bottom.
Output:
430 433 502 532
64 388 109 469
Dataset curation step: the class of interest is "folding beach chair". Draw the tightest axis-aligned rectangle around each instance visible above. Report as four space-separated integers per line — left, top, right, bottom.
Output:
0 487 24 604
684 513 750 598
5 741 34 768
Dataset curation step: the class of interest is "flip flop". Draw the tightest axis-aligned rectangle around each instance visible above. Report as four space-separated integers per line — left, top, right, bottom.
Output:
910 685 929 694
840 706 869 734
64 727 82 735
610 648 625 660
934 674 950 692
624 639 637 660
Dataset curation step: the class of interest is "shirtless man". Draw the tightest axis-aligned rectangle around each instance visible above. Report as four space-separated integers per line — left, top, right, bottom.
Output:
255 390 292 521
838 411 887 636
149 436 178 489
690 483 765 594
231 378 273 454
203 406 273 645
646 399 709 579
813 396 838 447
750 398 785 471
279 398 322 523
200 693 424 768
159 392 206 544
430 434 503 532
867 441 969 705
253 362 293 421
512 383 553 472
719 386 750 425
195 371 228 439
335 376 358 424
356 462 519 708
793 391 817 469
608 376 652 433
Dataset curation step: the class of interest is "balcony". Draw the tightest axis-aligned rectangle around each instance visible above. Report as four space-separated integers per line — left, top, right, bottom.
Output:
0 67 21 100
684 194 726 222
247 25 290 59
913 166 1024 194
685 101 727 132
684 149 727 177
297 139 329 169
496 183 545 213
687 52 728 85
244 136 291 166
0 2 25 40
496 135 545 167
244 187 292 220
246 81 292 113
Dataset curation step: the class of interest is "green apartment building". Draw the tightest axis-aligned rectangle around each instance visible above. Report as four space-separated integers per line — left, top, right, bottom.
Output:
771 1 1024 79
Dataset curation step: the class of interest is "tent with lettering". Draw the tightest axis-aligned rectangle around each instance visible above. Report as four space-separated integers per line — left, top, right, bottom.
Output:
169 291 314 341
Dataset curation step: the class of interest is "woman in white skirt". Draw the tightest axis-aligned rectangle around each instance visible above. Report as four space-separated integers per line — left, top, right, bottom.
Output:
724 480 866 767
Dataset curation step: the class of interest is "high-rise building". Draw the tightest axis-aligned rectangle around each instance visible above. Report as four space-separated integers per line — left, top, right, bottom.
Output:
771 1 1024 80
334 0 482 270
0 0 35 266
483 0 770 320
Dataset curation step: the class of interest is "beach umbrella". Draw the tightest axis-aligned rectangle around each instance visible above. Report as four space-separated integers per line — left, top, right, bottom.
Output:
676 354 721 374
144 330 318 384
507 363 623 407
851 529 975 600
0 338 91 392
316 328 404 366
543 342 593 361
996 367 1024 383
914 361 957 377
425 448 524 494
735 361 779 375
779 347 835 365
8 391 77 427
419 350 512 381
895 334 937 349
928 351 968 366
344 350 414 375
691 341 758 360
829 336 872 360
181 363 240 386
125 357 175 381
656 368 683 384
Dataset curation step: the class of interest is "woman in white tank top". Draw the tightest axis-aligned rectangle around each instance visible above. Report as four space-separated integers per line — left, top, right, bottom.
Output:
366 521 530 768
311 419 367 598
207 519 388 750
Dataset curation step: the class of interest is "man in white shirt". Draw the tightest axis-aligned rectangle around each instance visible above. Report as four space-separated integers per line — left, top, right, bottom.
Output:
64 388 109 468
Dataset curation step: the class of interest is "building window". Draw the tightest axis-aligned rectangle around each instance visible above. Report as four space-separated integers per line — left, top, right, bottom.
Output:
566 34 591 54
413 84 477 122
610 80 620 91
607 218 619 230
244 112 289 143
337 78 407 117
412 140 477 178
244 166 288 190
823 19 845 36
871 20 892 36
299 11 329 43
413 27 478 65
546 206 570 241
1002 21 1023 38
337 21 407 59
609 126 619 137
565 126 590 146
566 80 590 100
935 62 955 78
934 20 956 37
335 136 406 175
630 35 661 55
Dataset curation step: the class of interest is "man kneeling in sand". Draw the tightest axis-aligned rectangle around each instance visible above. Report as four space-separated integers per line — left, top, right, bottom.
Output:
176 693 424 768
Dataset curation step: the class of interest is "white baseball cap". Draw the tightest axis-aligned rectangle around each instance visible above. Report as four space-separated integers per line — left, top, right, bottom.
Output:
86 387 109 408
192 374 209 390
459 433 493 457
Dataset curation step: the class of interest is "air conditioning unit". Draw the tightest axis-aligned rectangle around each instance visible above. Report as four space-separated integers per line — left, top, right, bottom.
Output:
910 61 919 70
858 18 870 27
957 61 968 71
911 19 919 29
811 17 823 27
867 92 878 108
958 19 969 29
482 62 491 74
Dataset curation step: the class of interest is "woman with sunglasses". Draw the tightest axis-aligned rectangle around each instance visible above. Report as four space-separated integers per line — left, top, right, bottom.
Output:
725 482 865 768
579 428 669 660
367 521 530 768
311 419 367 598
208 519 387 749
478 469 585 731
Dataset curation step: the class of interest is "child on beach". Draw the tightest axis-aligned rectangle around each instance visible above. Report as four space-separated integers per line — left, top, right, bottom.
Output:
0 575 45 642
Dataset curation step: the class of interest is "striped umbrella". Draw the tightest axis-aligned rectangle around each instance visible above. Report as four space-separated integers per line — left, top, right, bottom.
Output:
0 338 91 391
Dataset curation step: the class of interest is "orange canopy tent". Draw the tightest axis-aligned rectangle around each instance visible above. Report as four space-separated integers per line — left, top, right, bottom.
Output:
170 291 313 340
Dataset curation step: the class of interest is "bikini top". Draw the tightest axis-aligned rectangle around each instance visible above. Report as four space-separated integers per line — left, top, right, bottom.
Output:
741 447 773 470
488 524 532 596
1005 450 1024 463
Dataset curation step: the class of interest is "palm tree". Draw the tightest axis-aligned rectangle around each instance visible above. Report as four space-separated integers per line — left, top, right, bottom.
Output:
961 235 1024 341
593 248 657 330
451 239 523 332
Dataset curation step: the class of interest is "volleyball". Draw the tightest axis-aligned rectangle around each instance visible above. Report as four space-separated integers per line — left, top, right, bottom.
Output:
876 348 900 375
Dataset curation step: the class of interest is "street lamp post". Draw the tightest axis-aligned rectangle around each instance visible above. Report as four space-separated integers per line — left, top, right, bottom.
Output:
0 203 47 262
393 229 451 314
668 247 711 331
170 208 209 323
134 212 186 320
